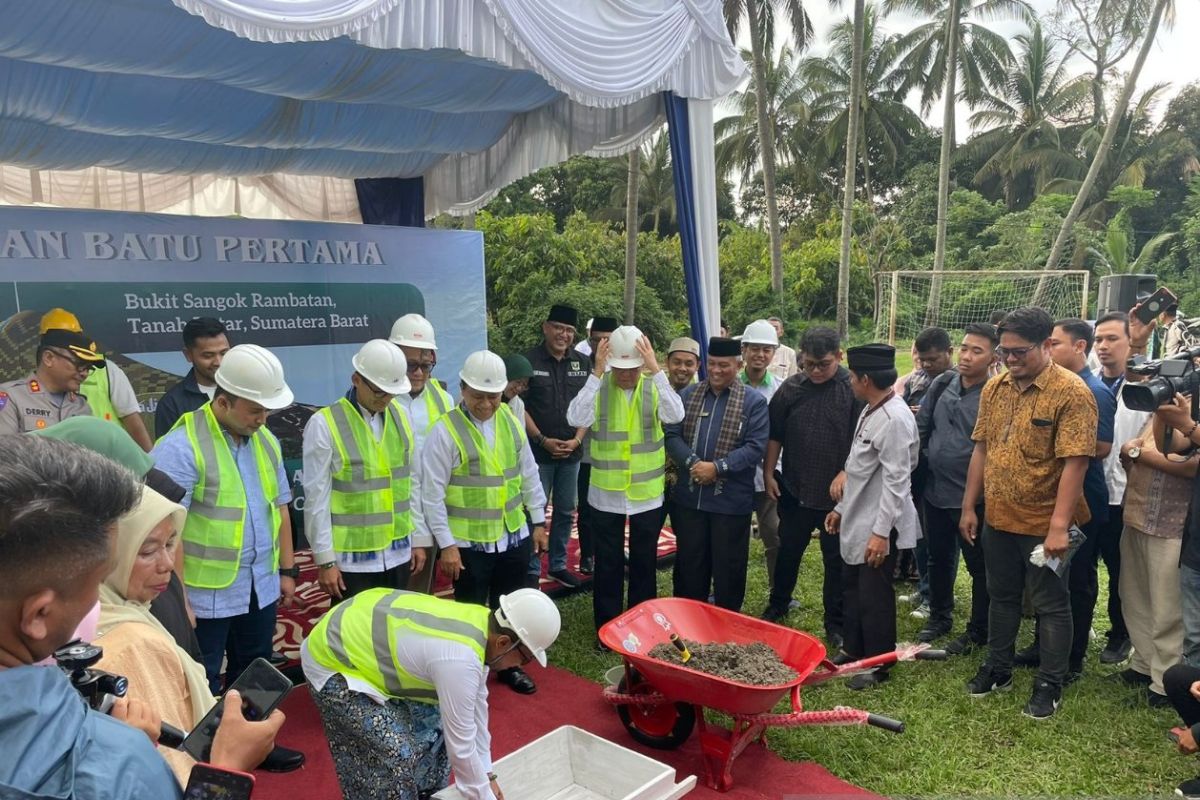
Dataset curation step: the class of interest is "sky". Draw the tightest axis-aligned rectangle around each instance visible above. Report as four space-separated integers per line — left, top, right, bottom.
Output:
734 0 1200 136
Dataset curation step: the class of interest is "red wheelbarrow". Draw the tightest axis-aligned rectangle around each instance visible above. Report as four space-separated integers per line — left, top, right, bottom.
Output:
598 598 945 792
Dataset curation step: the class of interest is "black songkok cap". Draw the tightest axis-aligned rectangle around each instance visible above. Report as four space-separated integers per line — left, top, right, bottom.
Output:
547 304 579 327
590 317 619 334
707 337 740 358
846 343 896 371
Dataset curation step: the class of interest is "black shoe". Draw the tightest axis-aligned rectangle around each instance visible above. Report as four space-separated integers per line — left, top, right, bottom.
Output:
916 622 951 643
548 569 582 588
595 638 611 654
1100 634 1132 665
966 665 1012 697
847 670 889 691
1178 777 1200 799
259 745 305 773
269 650 289 666
1148 690 1172 709
1013 643 1040 668
944 632 985 656
1023 680 1062 719
1115 668 1153 687
524 574 542 590
761 605 788 623
1063 668 1083 687
578 556 594 575
831 651 857 666
497 667 537 694
826 631 844 651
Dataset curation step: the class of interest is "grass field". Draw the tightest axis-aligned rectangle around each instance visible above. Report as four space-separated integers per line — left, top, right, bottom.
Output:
549 541 1190 797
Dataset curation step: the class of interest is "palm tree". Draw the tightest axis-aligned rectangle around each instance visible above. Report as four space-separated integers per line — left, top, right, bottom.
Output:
957 22 1090 211
636 135 675 235
1045 0 1174 270
723 0 814 295
1088 210 1177 274
803 5 924 201
887 0 1024 324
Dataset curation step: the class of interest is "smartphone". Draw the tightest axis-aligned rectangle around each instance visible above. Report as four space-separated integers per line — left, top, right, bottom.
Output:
182 657 292 761
184 763 255 800
1135 286 1177 325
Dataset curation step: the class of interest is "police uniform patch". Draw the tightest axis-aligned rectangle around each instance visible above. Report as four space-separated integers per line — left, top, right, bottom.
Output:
35 419 46 429
571 361 580 371
28 380 40 393
0 392 7 410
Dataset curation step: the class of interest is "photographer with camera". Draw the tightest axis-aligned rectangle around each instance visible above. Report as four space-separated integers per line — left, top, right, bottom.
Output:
0 435 281 799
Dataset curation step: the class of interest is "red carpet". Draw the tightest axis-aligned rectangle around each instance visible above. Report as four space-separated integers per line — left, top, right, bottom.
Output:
255 666 879 800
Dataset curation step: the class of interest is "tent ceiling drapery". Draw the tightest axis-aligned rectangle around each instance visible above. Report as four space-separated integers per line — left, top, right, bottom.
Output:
0 0 744 215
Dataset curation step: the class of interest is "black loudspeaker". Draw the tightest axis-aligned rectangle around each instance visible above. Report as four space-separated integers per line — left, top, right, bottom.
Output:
1097 274 1156 317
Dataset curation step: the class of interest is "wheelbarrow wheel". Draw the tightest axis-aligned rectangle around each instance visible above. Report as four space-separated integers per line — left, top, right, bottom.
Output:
616 669 695 750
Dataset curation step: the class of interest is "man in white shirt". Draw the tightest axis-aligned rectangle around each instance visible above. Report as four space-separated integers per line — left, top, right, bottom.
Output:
421 351 549 695
567 327 684 641
303 340 432 601
767 317 798 381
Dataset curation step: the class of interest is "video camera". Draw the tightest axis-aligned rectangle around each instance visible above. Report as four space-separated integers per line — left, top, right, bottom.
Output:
1123 345 1200 412
54 639 185 748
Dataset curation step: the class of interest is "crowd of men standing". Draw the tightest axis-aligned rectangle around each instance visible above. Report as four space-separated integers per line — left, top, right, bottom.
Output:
12 295 1200 798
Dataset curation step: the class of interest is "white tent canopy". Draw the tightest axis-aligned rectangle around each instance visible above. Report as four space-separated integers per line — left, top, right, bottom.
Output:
0 0 743 217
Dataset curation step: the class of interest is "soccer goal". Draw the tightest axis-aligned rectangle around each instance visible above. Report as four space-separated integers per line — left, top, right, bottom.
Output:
875 270 1091 344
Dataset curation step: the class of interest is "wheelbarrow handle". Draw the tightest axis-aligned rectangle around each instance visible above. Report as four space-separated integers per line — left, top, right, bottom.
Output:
915 648 948 661
866 713 905 733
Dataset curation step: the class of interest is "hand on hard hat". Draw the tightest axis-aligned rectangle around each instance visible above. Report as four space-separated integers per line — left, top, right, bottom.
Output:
607 326 645 370
496 589 561 668
214 344 294 410
352 339 410 395
634 335 660 374
459 351 507 393
389 314 437 350
592 338 610 377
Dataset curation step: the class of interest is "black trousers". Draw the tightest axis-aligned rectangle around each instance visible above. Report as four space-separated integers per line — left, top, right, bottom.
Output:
770 491 843 637
1165 663 1200 726
842 529 899 663
340 562 414 601
453 537 532 611
1067 517 1103 668
593 507 661 630
1100 504 1127 640
671 506 751 612
577 463 595 561
925 503 988 639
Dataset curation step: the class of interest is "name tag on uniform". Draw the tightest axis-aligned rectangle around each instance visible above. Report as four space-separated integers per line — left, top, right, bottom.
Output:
532 370 550 377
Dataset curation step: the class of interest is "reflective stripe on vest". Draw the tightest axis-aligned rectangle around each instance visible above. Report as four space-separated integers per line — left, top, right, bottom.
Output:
306 588 489 703
441 404 525 542
81 365 119 424
180 403 283 589
319 397 414 553
590 374 665 501
421 382 453 432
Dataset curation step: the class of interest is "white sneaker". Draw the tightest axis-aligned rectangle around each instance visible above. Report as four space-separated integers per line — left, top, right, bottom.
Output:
898 592 921 605
910 601 930 619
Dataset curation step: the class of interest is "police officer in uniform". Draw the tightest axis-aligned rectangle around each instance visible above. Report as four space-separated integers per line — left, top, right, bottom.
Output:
152 344 297 692
0 320 104 435
303 340 433 601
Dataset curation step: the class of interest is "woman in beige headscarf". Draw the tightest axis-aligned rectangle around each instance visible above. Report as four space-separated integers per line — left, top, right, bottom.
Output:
95 487 216 785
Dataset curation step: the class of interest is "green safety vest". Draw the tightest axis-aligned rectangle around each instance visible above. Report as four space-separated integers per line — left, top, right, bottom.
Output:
590 374 665 501
81 366 119 425
418 381 453 432
306 588 489 703
175 403 283 589
318 397 414 553
441 404 525 542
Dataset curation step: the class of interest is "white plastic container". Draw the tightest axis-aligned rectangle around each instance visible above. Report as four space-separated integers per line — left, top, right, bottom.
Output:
433 725 696 800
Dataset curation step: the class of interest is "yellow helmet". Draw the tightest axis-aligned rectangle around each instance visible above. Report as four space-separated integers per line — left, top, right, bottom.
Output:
39 308 84 335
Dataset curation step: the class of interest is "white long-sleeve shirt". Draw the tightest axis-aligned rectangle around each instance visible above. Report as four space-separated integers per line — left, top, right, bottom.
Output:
300 634 495 800
566 371 684 515
421 408 546 551
302 399 431 570
397 384 452 456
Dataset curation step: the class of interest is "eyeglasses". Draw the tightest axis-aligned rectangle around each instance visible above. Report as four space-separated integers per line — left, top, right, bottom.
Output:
489 640 535 667
407 362 434 374
801 358 837 372
357 374 394 399
48 348 95 373
995 345 1038 360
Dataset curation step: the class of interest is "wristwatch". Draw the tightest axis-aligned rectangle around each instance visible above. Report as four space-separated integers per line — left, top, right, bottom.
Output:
317 560 337 570
279 565 300 579
1127 445 1142 461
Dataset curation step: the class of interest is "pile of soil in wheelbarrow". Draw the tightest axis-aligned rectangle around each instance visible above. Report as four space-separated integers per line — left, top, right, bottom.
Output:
647 639 798 685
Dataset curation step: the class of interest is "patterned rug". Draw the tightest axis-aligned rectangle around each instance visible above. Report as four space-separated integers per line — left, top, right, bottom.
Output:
274 516 677 659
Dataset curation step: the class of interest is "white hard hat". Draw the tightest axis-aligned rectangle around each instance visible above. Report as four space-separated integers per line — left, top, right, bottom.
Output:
389 313 437 350
214 344 294 410
608 325 645 369
741 319 779 347
352 339 411 395
459 350 507 393
496 588 562 667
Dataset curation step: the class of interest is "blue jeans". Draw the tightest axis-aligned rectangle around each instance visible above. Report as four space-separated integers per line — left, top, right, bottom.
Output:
193 585 277 694
530 461 579 575
1181 564 1200 667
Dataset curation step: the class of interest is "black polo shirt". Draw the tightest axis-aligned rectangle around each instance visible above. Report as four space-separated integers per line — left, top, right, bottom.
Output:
523 342 591 465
